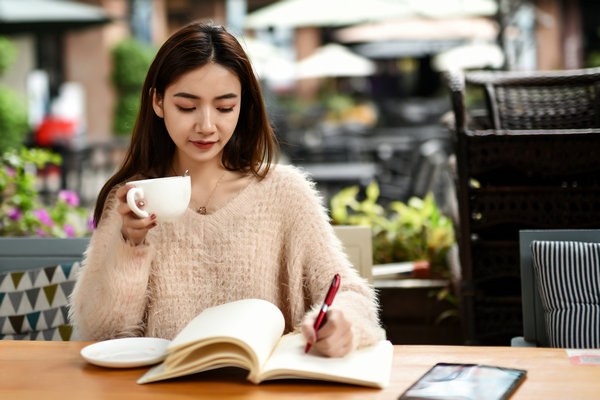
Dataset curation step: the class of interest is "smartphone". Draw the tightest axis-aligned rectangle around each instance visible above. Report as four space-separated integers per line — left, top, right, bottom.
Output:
398 362 527 400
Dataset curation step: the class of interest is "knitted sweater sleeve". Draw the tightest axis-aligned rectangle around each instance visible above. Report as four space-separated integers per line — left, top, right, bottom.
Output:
68 189 155 340
281 166 386 349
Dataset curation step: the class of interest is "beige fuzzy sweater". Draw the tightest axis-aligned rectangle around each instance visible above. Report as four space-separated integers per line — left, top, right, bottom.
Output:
69 164 384 349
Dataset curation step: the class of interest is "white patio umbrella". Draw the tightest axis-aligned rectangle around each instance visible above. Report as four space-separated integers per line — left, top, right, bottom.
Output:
335 17 499 43
245 0 412 29
0 0 111 31
237 35 296 84
407 0 497 18
296 43 375 79
432 42 505 72
245 0 497 30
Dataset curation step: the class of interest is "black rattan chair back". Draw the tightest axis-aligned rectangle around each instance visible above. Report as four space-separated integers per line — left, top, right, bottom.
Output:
464 68 600 130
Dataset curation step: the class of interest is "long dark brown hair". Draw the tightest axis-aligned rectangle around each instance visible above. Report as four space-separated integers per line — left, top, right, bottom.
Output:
93 22 278 226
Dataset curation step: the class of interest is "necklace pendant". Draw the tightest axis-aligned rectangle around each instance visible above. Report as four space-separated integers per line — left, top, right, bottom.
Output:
194 171 226 216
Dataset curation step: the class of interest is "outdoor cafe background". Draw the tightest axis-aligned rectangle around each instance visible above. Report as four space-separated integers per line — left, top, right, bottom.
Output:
1 0 600 346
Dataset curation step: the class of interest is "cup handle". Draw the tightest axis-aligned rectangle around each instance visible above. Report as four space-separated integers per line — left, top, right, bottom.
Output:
126 187 149 218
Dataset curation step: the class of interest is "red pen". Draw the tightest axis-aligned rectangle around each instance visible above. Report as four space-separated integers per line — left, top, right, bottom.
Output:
305 273 341 353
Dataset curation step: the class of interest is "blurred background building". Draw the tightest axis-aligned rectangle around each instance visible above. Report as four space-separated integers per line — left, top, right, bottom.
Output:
1 0 596 143
0 1 593 140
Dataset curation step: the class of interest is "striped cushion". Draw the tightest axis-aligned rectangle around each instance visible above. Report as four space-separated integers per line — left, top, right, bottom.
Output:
531 240 600 348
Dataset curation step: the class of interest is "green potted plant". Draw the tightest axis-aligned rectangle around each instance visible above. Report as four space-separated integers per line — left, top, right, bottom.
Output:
111 38 156 136
0 36 28 153
330 182 455 277
331 182 461 342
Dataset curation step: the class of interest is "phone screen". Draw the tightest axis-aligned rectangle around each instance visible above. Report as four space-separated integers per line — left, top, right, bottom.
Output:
398 363 527 400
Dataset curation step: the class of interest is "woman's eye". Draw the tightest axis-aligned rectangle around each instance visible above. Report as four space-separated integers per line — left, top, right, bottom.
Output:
176 106 195 112
218 107 234 113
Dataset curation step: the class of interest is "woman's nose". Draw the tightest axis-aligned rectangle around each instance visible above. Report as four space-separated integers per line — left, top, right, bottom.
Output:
195 107 216 133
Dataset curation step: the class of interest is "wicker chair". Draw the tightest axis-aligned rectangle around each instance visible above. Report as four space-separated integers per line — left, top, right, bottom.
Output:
451 68 600 131
446 68 600 345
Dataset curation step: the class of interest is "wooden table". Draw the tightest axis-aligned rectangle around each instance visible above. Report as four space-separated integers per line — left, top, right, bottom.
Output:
1 341 598 399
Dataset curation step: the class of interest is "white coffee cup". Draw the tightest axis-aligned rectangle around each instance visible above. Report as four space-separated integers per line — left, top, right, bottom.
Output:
126 176 191 222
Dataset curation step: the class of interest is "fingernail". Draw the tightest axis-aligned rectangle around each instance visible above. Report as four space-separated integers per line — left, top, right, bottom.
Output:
150 214 157 220
152 222 158 227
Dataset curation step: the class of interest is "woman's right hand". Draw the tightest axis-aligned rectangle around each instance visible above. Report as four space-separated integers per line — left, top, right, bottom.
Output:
116 184 157 246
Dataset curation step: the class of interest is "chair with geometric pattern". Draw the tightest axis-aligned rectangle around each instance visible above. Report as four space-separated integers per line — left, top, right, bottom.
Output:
0 237 89 340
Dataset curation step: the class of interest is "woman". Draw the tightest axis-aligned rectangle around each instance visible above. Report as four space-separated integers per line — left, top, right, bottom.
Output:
69 22 383 357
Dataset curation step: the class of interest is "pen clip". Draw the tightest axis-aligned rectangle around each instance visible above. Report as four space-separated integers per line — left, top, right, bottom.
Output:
324 273 340 306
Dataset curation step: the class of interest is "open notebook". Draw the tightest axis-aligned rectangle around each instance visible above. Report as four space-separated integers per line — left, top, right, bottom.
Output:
138 298 393 388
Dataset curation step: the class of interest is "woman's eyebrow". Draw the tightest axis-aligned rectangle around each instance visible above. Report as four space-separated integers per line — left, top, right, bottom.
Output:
173 92 238 100
215 93 238 100
173 92 198 99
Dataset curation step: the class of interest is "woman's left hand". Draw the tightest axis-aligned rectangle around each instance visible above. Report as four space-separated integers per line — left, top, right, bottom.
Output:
301 309 354 357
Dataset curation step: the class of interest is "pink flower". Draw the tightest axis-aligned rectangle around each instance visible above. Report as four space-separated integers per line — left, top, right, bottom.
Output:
87 214 95 231
58 190 80 207
34 209 54 227
36 228 47 237
5 167 15 177
8 207 22 221
63 224 75 237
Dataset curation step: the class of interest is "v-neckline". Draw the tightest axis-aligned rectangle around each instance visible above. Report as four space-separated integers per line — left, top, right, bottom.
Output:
187 173 258 219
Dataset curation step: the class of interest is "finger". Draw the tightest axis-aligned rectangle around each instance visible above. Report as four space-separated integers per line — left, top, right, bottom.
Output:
116 184 134 201
122 220 157 246
124 214 156 229
311 310 352 355
315 328 353 357
117 200 147 217
327 338 353 357
124 224 156 238
313 320 340 345
301 319 317 344
315 337 351 357
315 310 348 338
317 320 351 345
117 202 133 217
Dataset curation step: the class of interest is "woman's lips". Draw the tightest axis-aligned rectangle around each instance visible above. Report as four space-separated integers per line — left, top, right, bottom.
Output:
191 141 216 149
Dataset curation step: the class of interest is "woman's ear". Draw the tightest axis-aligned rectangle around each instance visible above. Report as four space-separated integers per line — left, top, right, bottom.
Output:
151 89 164 118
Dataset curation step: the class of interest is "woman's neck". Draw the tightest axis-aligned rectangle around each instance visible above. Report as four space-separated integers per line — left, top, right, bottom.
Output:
171 155 226 185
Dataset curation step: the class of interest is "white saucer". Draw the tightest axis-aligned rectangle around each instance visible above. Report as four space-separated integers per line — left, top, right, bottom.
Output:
81 337 170 368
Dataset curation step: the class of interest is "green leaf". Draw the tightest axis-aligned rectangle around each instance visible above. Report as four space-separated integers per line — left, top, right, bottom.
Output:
330 185 361 224
0 36 17 75
365 181 380 202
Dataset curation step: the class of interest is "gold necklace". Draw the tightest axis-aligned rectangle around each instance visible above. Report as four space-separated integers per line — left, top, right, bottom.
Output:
197 171 227 215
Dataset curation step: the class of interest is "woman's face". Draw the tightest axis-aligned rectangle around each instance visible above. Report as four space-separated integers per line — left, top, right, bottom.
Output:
153 63 242 167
